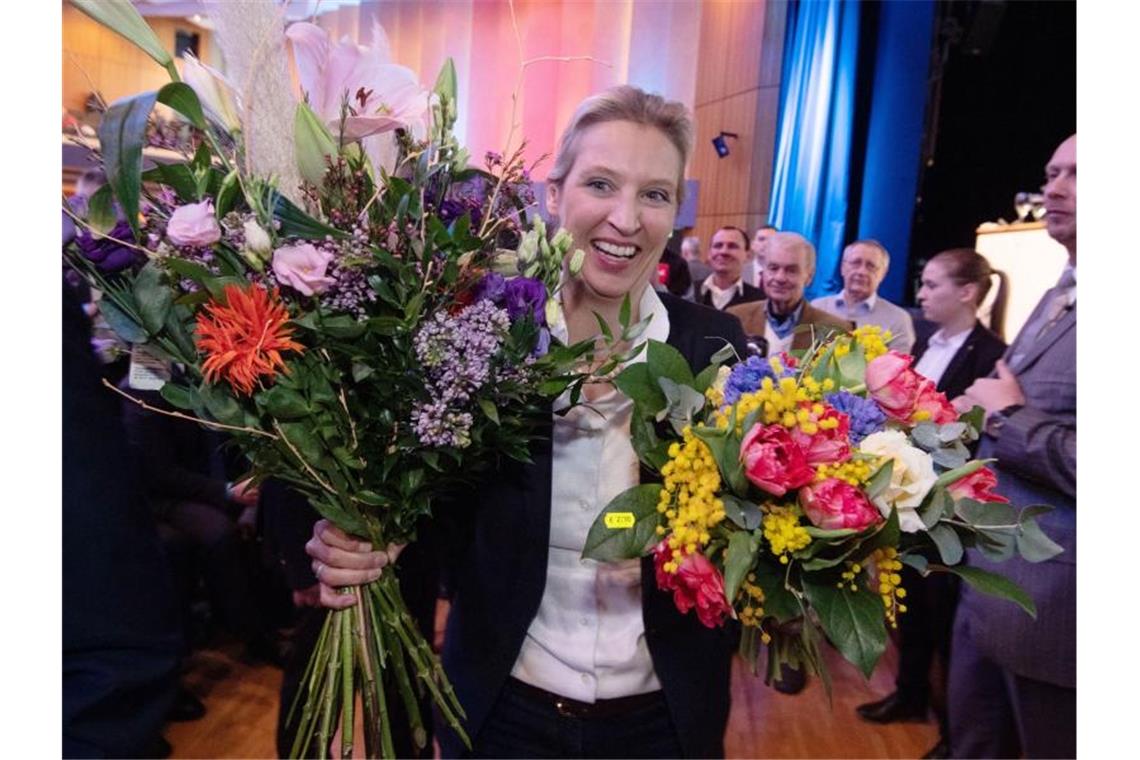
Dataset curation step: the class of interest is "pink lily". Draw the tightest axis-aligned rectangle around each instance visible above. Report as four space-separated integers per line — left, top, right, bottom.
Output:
285 21 431 143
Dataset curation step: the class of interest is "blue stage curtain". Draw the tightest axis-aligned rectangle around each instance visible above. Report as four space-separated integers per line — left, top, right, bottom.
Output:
768 0 935 303
767 0 862 302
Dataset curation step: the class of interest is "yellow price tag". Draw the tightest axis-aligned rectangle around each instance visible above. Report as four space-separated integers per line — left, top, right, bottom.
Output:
604 512 636 529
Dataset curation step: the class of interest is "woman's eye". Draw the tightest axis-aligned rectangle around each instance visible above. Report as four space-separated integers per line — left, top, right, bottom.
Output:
586 179 612 192
645 189 671 203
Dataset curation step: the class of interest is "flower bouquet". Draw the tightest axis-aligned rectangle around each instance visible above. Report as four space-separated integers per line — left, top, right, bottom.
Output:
63 2 620 756
583 326 1063 690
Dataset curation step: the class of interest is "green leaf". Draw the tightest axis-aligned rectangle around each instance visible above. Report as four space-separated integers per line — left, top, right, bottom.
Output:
630 410 670 470
164 257 215 286
98 90 159 239
618 293 632 331
478 398 501 426
959 404 985 436
955 498 1017 527
723 531 759 603
157 81 207 131
72 0 174 72
933 459 993 489
270 190 348 240
295 101 338 187
256 385 310 419
278 421 326 464
692 424 748 497
900 553 929 575
937 421 968 443
159 383 194 410
694 362 721 394
99 297 148 344
132 261 173 335
1016 515 1064 562
198 381 244 426
910 422 941 451
936 564 1036 618
202 276 249 302
434 57 458 104
802 578 887 679
927 524 963 565
593 311 614 342
582 484 662 562
85 184 117 234
973 527 1017 562
658 377 706 435
931 446 968 470
613 364 666 413
351 362 374 382
215 168 241 218
751 560 801 623
803 526 860 539
864 459 894 501
143 163 199 202
710 341 737 366
836 347 866 384
647 340 695 386
918 488 952 530
722 494 762 530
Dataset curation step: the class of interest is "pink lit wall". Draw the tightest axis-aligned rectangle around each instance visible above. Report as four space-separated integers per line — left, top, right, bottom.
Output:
313 0 702 180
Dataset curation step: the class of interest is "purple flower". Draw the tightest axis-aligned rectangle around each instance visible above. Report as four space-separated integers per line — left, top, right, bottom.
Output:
474 272 506 304
504 277 547 325
534 327 551 357
724 355 796 404
824 389 887 443
76 219 139 273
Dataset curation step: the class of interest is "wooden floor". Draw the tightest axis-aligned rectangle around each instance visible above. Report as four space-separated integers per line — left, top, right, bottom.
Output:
169 620 938 759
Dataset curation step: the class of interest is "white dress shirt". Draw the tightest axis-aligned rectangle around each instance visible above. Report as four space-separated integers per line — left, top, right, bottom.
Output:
510 286 669 702
914 326 972 387
700 275 744 311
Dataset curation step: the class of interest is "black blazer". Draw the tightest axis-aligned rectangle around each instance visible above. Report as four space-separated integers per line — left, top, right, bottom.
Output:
698 280 765 311
439 294 749 758
912 321 1007 400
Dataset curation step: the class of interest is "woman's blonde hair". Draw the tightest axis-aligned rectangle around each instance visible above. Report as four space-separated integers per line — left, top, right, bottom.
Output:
547 85 693 205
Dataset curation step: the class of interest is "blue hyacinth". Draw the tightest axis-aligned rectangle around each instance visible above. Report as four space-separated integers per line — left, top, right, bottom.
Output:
724 355 796 404
824 389 887 443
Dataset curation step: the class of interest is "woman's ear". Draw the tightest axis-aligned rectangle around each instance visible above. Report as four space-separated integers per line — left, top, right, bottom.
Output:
545 182 561 218
960 282 979 307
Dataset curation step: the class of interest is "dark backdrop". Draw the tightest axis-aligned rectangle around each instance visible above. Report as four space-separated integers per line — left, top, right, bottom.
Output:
904 0 1076 304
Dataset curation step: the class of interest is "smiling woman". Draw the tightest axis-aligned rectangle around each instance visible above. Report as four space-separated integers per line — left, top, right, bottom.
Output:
307 84 752 759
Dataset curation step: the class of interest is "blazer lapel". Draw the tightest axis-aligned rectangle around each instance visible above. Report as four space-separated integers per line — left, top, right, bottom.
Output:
938 325 981 393
1008 304 1076 373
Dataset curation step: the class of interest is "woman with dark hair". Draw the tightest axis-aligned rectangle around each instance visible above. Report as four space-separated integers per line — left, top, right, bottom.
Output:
855 248 1006 759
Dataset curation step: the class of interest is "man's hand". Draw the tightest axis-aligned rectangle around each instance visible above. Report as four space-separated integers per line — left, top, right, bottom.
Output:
959 360 1026 418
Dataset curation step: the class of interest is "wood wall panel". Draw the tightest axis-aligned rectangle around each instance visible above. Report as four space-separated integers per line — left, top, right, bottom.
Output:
688 0 786 248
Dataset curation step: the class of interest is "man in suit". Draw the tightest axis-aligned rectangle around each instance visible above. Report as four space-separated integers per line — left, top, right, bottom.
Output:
947 134 1076 758
811 240 917 353
745 224 776 291
698 226 765 310
728 232 851 355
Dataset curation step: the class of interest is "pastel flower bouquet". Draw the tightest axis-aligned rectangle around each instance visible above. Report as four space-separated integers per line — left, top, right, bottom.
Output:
583 326 1063 689
63 2 617 757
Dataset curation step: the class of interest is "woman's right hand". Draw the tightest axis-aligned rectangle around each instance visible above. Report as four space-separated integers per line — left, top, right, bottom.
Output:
305 519 405 609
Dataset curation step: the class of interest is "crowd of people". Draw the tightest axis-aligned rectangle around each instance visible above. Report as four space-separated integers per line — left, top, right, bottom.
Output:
62 83 1076 759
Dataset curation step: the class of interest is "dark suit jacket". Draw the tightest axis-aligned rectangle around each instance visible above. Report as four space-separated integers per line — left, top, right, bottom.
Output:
957 287 1076 688
439 294 749 758
912 321 1007 400
697 280 765 311
63 288 182 757
726 300 853 352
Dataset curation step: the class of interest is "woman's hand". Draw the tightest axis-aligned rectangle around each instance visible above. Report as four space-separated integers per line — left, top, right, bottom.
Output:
304 519 405 609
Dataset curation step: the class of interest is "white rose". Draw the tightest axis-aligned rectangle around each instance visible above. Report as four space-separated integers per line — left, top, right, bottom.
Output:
859 430 936 533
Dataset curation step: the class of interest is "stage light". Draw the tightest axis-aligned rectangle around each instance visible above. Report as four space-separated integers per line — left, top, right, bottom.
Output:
712 131 739 158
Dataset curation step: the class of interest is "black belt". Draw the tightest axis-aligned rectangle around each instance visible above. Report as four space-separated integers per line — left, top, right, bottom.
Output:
506 677 664 719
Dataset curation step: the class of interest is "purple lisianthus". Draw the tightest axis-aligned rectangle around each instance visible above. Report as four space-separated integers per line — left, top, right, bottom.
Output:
473 272 506 304
824 389 887 443
503 277 547 325
77 219 139 273
534 327 551 357
724 355 796 404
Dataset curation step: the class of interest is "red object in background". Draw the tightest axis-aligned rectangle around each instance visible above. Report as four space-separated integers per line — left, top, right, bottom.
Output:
657 262 670 285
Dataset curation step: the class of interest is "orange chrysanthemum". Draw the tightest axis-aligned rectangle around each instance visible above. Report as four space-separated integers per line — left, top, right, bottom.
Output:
195 283 304 395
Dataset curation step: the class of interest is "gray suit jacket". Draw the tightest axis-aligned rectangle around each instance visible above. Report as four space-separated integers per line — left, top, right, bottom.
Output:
957 284 1076 688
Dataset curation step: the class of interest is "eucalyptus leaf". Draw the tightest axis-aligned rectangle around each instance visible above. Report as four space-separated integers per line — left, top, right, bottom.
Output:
931 446 968 470
927 524 963 565
1016 516 1064 562
973 527 1017 562
910 422 941 451
900 553 929 575
937 421 968 443
722 494 762 530
710 341 737 366
955 498 1017 527
658 377 706 436
864 459 894 501
918 488 952 530
99 297 148 344
133 261 173 335
723 531 759 604
581 484 663 562
647 340 696 386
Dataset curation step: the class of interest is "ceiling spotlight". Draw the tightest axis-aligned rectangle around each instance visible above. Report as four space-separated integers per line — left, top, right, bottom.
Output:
712 131 739 158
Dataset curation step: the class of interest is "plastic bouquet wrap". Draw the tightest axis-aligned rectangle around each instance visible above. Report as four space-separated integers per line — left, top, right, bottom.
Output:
583 326 1063 690
62 2 629 756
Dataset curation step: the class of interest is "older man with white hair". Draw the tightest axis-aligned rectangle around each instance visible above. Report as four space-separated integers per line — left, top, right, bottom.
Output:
812 240 916 353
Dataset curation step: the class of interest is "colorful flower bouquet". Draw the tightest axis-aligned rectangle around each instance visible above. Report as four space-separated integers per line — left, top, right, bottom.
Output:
63 2 621 757
584 326 1063 690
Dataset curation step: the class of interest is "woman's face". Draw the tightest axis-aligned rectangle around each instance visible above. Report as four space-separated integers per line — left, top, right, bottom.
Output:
917 259 973 325
546 120 682 305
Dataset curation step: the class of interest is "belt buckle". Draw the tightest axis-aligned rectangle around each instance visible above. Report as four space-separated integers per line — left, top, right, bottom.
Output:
553 698 587 719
